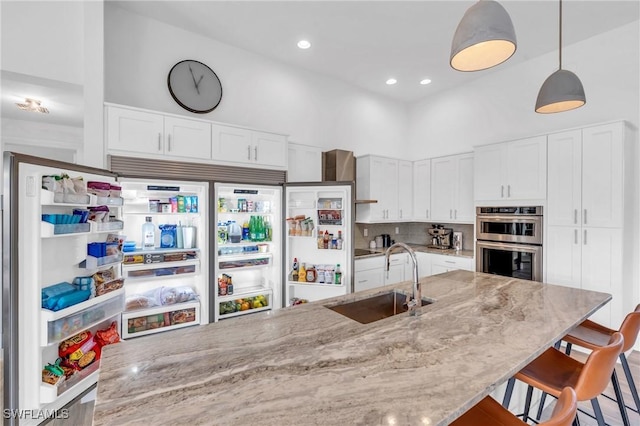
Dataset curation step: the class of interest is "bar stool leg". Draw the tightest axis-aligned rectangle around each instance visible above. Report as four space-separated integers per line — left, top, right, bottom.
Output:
503 377 515 408
536 391 549 420
620 353 640 413
591 398 606 426
612 369 631 426
522 385 534 421
565 342 572 355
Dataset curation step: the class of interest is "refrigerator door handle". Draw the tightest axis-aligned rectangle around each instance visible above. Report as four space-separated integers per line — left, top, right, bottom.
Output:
158 133 162 151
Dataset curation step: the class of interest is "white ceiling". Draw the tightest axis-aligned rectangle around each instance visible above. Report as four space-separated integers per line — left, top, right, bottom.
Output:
2 1 638 128
111 0 640 103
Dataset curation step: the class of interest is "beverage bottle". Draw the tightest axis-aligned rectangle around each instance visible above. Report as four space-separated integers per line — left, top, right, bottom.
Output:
291 257 299 281
142 216 155 249
249 216 257 241
242 220 250 240
323 230 329 249
257 216 266 241
337 230 343 250
264 218 272 241
335 264 342 285
298 263 306 282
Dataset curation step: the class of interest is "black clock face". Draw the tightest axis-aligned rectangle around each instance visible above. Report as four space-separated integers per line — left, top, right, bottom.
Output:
167 60 222 114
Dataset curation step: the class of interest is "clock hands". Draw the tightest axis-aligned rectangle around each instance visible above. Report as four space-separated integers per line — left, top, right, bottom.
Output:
196 74 204 88
188 64 200 95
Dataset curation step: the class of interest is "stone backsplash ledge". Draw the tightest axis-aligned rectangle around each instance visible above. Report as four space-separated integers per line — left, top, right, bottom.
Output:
354 222 474 251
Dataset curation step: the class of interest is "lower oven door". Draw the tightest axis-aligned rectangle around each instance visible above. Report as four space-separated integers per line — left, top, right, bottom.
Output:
476 240 543 282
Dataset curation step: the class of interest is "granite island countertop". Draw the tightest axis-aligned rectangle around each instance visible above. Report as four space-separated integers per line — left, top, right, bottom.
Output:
93 271 610 426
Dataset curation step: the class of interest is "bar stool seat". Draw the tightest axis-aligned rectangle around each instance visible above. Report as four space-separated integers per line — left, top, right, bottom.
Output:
452 387 577 426
503 332 624 426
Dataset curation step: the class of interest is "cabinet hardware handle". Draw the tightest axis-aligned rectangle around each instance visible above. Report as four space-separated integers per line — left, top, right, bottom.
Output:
574 229 578 244
399 209 402 219
454 209 457 219
168 134 172 151
583 229 587 245
445 260 455 264
501 185 504 198
574 209 578 224
254 146 258 161
247 145 251 160
507 185 511 197
358 279 368 283
450 209 452 219
158 133 162 151
426 209 429 218
583 209 587 225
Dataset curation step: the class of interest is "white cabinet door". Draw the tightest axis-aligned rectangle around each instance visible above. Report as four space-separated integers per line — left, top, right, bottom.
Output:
354 268 385 292
474 143 506 201
581 227 622 328
211 124 253 163
106 106 164 155
506 136 547 200
252 131 287 168
287 143 322 182
545 225 581 288
416 252 431 279
431 156 456 221
368 156 389 221
382 158 400 221
431 264 451 275
397 160 413 221
164 116 212 159
547 130 582 227
413 159 431 221
454 153 474 222
581 123 624 228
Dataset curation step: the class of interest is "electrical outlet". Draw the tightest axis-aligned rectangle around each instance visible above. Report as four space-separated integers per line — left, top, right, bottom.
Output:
395 227 399 234
363 228 368 237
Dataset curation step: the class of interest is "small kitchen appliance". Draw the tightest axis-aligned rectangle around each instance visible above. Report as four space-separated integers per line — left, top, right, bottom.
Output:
427 225 453 249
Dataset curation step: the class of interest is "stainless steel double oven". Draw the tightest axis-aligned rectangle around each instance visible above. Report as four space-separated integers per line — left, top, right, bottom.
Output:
476 206 543 282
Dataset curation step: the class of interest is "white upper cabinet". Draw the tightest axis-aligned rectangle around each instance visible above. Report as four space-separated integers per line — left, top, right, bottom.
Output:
107 106 165 155
287 143 322 182
164 116 212 159
356 155 404 223
397 160 413 221
547 123 623 228
211 125 287 169
413 159 431 221
474 136 547 202
431 153 474 223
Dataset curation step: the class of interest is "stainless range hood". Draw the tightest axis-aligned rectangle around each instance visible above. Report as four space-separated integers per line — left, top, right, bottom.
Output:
322 149 377 204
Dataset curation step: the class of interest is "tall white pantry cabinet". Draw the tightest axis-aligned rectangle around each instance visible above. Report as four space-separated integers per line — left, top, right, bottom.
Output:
545 121 636 329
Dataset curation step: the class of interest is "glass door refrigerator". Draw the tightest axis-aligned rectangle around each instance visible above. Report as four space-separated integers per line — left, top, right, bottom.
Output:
213 183 282 321
284 182 353 306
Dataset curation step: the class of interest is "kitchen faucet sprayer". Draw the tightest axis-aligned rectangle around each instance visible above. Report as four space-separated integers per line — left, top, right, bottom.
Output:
384 242 421 316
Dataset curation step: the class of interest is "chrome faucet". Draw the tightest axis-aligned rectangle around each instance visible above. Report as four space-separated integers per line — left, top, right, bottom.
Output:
384 242 421 316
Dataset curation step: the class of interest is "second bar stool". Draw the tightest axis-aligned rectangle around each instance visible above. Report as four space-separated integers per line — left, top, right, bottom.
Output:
502 332 624 426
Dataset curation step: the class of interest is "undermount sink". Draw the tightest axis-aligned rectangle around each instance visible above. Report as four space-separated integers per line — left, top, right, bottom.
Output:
326 290 433 324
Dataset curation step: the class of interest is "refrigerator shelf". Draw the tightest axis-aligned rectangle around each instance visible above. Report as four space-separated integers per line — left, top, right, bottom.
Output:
123 247 200 256
123 262 199 281
89 219 124 233
95 196 124 207
41 221 91 238
122 302 200 339
40 359 101 404
42 290 125 346
40 189 124 208
218 305 271 320
217 286 271 302
287 281 345 288
79 253 123 270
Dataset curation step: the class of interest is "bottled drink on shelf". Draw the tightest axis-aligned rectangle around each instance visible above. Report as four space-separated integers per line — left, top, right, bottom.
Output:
291 257 299 281
256 216 266 241
317 266 325 283
298 263 306 282
142 216 155 249
317 230 324 249
325 266 334 284
264 218 272 241
323 230 329 249
337 231 343 250
249 216 257 241
242 220 250 240
335 264 342 285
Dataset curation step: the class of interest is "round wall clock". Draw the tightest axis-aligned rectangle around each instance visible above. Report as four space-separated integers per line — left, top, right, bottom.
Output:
167 60 222 114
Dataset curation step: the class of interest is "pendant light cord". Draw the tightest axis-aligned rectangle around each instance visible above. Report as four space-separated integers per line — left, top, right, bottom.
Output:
559 0 563 70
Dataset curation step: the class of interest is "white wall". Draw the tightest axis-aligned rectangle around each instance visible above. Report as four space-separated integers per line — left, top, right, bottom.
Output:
407 21 640 158
104 5 409 159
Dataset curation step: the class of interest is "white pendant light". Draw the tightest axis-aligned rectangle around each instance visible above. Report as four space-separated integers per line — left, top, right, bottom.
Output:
535 0 586 113
450 0 517 72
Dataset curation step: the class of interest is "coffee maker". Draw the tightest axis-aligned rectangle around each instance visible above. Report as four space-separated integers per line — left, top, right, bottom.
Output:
427 225 453 249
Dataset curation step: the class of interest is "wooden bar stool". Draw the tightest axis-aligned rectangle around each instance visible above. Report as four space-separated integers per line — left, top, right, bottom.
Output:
554 304 640 426
451 387 577 426
502 332 624 426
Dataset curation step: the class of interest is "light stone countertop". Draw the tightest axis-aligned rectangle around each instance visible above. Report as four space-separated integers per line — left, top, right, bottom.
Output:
93 271 610 426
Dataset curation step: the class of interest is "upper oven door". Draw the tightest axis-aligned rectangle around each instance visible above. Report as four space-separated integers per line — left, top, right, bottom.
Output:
476 215 543 245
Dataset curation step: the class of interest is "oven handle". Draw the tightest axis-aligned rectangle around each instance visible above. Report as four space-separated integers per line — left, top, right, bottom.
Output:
475 239 542 253
476 216 541 222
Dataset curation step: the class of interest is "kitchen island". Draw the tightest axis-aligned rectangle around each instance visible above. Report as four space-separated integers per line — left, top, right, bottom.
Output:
93 271 610 425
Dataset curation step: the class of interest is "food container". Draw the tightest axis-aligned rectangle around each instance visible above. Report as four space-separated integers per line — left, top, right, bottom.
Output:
257 244 269 253
109 185 122 197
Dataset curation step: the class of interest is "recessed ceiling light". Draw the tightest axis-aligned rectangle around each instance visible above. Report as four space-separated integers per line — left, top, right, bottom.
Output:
386 78 397 85
297 40 311 49
420 78 432 85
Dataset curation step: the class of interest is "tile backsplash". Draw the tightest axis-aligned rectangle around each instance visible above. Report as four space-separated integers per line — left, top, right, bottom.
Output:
355 222 474 251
